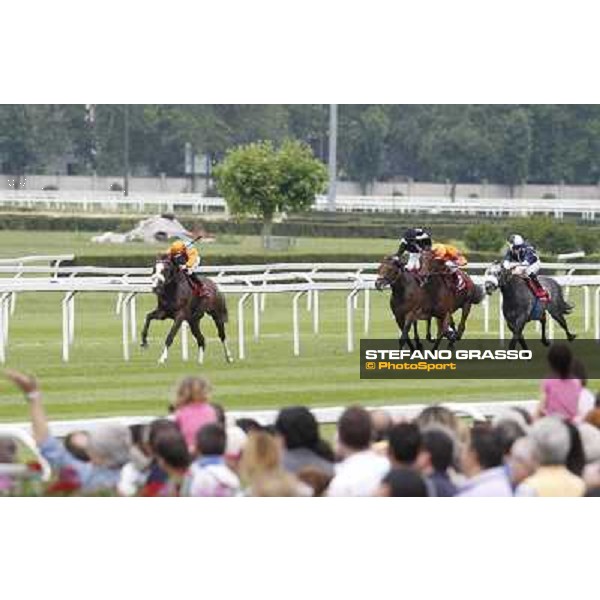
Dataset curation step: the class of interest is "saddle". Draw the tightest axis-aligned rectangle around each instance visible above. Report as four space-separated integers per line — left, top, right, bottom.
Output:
186 274 210 298
523 277 551 303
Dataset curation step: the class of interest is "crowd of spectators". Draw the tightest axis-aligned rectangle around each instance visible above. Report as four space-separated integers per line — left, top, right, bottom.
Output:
1 343 600 497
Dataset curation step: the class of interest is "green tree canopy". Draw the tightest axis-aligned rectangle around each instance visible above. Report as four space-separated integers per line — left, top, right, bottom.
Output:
214 139 327 242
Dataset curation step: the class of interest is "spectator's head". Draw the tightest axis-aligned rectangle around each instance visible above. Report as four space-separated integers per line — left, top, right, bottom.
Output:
565 421 585 476
173 376 212 410
529 417 570 466
236 418 264 434
508 436 540 486
462 426 504 477
547 344 573 379
579 423 600 464
196 423 226 458
416 427 455 475
296 466 333 497
274 406 334 461
0 437 17 464
388 422 422 467
337 406 372 457
64 431 90 462
571 359 588 387
370 409 393 443
415 405 460 434
239 431 281 482
494 419 526 458
87 424 132 469
147 419 179 450
211 403 226 427
151 426 190 474
378 468 429 497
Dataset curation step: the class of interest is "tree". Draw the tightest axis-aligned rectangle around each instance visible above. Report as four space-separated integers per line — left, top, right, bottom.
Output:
496 108 532 194
214 139 327 245
341 105 390 192
419 110 492 199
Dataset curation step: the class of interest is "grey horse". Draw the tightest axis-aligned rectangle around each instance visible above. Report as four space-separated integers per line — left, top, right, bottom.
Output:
483 262 576 350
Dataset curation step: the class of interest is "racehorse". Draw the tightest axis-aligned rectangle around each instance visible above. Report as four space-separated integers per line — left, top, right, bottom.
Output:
375 255 457 350
483 262 576 350
420 250 485 341
141 254 233 364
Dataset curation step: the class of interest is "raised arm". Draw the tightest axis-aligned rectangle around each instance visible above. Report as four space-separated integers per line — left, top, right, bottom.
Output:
5 369 49 444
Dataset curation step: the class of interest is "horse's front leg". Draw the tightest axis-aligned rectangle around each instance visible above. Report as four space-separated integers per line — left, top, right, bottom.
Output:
456 305 471 341
400 317 415 352
426 318 434 343
540 313 550 346
412 322 423 351
141 308 164 348
158 313 184 364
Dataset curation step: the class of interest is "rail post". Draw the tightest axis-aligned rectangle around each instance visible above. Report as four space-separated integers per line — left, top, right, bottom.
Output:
346 288 360 352
237 292 251 360
292 290 307 356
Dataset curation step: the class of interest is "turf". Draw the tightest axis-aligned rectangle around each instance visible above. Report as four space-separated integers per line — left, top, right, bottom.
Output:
0 231 394 259
0 285 592 424
0 231 594 424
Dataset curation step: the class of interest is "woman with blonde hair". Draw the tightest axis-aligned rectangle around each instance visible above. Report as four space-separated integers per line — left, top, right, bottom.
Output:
239 431 310 497
171 376 216 453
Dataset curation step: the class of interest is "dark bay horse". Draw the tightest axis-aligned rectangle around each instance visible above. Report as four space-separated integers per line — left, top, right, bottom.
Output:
420 251 485 341
375 255 456 350
484 262 576 350
141 255 233 364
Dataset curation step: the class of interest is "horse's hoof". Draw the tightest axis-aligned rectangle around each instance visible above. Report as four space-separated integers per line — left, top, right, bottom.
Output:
568 334 577 342
542 339 551 347
140 342 148 350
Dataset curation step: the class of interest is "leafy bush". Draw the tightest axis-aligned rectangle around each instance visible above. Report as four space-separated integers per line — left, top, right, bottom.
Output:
464 224 505 252
109 182 123 192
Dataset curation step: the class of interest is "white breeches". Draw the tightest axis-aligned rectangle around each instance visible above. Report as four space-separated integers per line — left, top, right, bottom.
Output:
444 260 459 273
513 261 540 277
406 253 421 271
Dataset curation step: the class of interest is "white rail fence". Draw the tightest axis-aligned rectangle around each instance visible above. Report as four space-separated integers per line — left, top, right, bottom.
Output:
0 261 599 363
0 400 539 442
3 190 600 219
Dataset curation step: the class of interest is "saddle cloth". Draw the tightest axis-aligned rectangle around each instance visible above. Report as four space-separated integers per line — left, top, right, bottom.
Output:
524 278 551 302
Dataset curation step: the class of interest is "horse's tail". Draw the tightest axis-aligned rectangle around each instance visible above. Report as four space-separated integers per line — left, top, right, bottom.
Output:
216 290 229 323
558 295 574 315
470 283 486 305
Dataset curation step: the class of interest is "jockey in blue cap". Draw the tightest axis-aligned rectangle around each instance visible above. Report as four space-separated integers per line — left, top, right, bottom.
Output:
503 234 546 297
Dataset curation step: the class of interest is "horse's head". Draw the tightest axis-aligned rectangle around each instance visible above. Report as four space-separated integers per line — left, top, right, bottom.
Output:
150 254 176 293
375 255 402 290
484 261 507 295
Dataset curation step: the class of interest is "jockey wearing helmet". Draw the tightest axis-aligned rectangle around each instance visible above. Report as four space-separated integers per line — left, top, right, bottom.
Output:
503 234 545 296
396 227 432 272
431 242 468 291
168 239 204 292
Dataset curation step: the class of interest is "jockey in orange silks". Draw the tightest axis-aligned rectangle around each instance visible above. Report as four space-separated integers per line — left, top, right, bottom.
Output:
167 239 204 293
431 243 468 292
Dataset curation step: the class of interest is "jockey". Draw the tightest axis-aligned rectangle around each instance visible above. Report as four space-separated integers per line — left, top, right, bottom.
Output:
502 234 545 296
168 240 205 293
396 227 432 272
431 242 468 291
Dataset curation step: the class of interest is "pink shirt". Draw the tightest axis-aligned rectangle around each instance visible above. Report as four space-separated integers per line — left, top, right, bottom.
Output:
175 403 217 451
542 377 582 422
